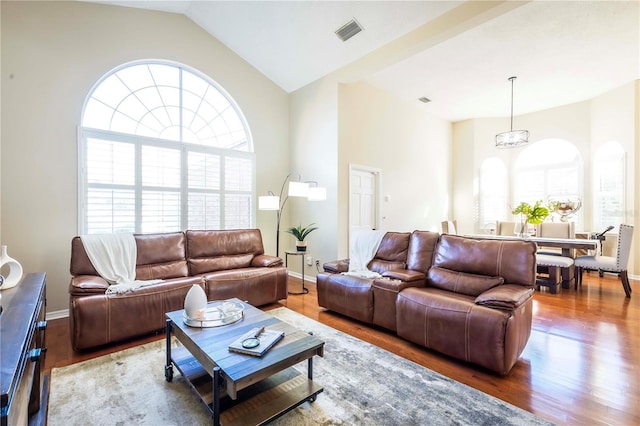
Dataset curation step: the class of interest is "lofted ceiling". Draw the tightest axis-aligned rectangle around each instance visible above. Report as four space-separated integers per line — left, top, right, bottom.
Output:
88 1 639 122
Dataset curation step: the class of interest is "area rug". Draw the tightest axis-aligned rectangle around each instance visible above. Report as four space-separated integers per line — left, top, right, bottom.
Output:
49 308 553 425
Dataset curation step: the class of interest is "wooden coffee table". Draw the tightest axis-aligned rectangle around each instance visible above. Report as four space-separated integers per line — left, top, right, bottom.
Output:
164 299 324 426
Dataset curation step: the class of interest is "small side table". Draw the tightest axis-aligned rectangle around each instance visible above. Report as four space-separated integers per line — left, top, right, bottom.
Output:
285 250 309 295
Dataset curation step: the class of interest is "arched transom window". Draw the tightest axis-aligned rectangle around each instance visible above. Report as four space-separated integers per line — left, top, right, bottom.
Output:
79 60 254 234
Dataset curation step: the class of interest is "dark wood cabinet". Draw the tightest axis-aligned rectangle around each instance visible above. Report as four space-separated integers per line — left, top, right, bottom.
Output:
0 273 47 426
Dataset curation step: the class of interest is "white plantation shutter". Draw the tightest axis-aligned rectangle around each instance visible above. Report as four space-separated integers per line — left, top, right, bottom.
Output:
79 61 254 234
593 142 625 230
223 157 253 229
188 193 220 230
85 138 136 233
479 158 507 227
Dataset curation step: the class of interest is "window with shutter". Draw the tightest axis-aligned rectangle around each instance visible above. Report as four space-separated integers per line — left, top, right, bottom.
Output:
479 157 508 230
79 60 254 234
593 142 625 231
513 139 583 229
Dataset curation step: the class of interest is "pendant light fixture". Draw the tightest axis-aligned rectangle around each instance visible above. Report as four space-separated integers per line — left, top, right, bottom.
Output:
495 76 529 148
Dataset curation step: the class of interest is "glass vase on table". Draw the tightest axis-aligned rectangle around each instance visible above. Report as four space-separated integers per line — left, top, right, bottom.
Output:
514 221 534 238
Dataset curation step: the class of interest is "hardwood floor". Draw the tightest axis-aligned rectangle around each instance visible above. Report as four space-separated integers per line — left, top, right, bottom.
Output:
45 273 639 425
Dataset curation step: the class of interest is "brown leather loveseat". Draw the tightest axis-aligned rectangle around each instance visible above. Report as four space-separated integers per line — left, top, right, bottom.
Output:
69 229 287 350
317 231 537 375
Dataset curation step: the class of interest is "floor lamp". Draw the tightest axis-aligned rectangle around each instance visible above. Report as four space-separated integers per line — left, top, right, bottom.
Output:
258 172 326 257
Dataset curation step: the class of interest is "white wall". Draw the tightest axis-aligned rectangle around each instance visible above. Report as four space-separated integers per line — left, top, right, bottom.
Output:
1 1 289 313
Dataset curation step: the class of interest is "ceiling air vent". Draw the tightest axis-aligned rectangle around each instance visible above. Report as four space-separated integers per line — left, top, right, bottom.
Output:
335 18 363 42
418 97 431 103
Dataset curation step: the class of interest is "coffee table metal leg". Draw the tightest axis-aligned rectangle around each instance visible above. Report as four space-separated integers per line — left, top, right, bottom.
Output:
164 319 173 382
307 357 318 402
213 366 221 426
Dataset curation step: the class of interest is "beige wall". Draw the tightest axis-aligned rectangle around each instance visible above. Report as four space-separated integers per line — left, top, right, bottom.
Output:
338 81 451 235
0 1 289 313
452 81 639 277
287 79 339 272
289 80 452 268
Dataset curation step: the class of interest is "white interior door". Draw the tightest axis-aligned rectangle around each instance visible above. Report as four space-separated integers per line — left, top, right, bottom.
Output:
349 165 380 234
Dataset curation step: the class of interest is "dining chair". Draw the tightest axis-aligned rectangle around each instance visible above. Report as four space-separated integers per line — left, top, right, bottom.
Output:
574 224 634 298
495 221 517 236
441 220 457 235
536 222 575 256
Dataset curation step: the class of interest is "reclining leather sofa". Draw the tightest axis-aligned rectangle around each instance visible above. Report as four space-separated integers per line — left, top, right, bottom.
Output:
317 231 537 375
69 229 287 350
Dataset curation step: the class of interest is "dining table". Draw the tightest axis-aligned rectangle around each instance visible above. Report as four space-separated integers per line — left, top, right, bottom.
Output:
463 234 599 288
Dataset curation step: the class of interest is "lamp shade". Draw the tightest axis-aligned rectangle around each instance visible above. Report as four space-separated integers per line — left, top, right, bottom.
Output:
307 186 327 201
258 195 279 210
495 130 529 148
288 181 309 197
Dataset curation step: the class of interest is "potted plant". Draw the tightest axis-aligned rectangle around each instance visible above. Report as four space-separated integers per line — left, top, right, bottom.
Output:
286 223 318 252
512 200 549 237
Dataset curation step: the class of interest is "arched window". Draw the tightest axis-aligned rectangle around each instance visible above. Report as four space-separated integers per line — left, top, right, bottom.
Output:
79 60 254 234
593 142 625 230
479 157 508 231
513 139 583 228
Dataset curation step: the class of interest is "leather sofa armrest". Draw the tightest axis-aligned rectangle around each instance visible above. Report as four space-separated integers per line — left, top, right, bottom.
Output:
251 254 284 267
323 259 349 273
373 276 425 292
381 269 425 282
474 284 534 310
69 275 109 296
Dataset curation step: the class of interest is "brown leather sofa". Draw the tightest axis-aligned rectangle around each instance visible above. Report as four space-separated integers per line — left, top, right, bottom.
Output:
317 232 537 375
69 229 287 350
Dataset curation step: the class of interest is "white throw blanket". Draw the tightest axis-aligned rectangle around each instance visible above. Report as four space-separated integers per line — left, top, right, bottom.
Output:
80 234 161 294
343 229 386 278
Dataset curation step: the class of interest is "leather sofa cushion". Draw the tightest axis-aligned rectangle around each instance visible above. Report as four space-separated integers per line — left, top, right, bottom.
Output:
475 284 535 310
406 231 439 273
428 266 503 297
135 232 186 265
187 229 266 275
433 235 537 287
372 232 411 263
70 232 189 279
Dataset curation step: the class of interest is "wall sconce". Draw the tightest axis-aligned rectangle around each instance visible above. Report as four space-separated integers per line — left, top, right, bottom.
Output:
258 172 326 257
